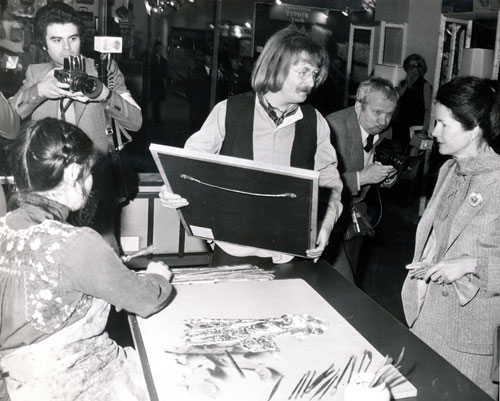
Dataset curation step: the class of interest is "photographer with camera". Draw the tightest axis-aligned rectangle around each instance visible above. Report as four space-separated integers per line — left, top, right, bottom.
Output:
326 77 398 283
9 2 142 252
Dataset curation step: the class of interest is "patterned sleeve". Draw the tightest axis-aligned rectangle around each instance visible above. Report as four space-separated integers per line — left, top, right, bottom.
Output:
58 227 173 318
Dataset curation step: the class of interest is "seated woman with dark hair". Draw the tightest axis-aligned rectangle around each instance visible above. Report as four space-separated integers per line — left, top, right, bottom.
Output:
0 117 174 401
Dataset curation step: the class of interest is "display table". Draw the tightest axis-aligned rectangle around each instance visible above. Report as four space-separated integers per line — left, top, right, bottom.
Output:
129 259 492 401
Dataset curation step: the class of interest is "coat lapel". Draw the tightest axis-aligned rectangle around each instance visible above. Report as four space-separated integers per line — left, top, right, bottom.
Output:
413 160 455 261
347 110 364 171
445 173 494 253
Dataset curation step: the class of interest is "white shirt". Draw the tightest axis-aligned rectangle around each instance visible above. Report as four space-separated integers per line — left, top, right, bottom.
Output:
356 123 378 190
185 96 343 263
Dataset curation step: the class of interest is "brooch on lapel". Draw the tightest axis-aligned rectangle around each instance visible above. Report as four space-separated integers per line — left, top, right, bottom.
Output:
468 192 483 207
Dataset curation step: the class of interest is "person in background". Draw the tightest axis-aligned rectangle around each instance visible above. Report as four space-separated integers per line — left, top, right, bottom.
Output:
186 46 226 134
224 55 252 97
150 40 168 123
0 91 20 217
326 77 398 283
393 53 433 151
391 54 433 207
9 2 142 252
401 76 500 398
160 26 344 274
0 117 173 401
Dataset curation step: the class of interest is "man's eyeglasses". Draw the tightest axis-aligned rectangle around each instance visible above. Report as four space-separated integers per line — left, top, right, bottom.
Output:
291 67 321 83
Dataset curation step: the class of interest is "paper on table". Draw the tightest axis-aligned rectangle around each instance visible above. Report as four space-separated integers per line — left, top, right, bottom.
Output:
136 279 417 401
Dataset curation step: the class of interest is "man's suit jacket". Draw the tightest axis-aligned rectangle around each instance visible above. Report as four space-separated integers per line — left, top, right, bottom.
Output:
326 106 392 208
9 58 142 155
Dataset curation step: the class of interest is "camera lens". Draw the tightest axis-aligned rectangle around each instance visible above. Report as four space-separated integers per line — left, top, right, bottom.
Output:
81 76 103 99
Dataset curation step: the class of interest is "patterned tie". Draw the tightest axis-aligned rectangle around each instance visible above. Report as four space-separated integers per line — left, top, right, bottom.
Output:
364 135 374 152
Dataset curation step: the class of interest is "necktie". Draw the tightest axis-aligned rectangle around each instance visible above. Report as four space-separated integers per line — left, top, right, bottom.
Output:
257 94 298 126
364 135 374 152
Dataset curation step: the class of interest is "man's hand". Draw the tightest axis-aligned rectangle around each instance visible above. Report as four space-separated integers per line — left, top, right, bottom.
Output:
159 185 189 209
37 69 89 103
306 226 330 263
380 170 397 188
359 162 397 186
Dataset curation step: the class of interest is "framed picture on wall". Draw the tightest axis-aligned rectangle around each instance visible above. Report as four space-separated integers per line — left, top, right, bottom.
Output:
150 144 319 258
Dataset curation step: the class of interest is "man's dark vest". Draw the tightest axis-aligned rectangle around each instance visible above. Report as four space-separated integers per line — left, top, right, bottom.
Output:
221 92 317 170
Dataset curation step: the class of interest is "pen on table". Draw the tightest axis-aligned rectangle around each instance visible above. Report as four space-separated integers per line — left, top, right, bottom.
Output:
267 375 283 401
225 350 245 378
351 210 360 233
121 245 156 263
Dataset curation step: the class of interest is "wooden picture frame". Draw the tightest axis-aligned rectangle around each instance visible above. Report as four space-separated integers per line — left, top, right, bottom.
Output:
150 144 319 258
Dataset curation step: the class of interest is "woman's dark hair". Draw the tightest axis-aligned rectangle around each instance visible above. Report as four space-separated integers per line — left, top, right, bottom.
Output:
436 76 500 142
9 118 97 193
34 2 84 49
403 53 427 76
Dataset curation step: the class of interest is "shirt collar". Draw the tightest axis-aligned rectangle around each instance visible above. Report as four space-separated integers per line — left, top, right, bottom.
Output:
357 117 378 151
257 93 299 126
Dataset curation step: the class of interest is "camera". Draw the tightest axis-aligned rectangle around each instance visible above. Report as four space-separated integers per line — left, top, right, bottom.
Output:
374 139 418 178
54 56 103 99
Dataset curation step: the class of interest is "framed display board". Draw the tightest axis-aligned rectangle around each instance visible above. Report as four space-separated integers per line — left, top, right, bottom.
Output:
150 144 319 257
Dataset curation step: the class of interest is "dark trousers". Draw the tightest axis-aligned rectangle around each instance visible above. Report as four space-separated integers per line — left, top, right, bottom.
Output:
324 230 361 284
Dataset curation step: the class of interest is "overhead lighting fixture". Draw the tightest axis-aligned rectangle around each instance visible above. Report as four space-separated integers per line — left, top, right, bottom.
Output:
244 21 251 29
144 0 185 17
275 0 282 5
341 7 351 16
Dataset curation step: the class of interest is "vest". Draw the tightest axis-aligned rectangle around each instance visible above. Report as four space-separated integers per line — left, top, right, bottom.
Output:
222 92 317 170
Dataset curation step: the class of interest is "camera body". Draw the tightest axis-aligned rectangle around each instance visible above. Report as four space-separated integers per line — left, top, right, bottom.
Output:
374 140 408 171
54 56 103 99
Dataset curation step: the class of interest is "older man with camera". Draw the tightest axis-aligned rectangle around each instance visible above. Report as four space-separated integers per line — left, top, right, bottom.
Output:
9 2 142 252
326 77 398 283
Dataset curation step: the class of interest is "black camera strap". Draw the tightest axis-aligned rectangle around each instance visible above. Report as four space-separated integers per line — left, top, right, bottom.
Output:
59 98 74 122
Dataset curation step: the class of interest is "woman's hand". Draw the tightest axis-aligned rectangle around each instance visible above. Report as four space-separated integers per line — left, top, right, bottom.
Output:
424 256 477 284
159 185 189 209
146 261 172 282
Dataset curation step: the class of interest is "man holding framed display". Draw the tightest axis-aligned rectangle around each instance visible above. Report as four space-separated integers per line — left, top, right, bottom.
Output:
160 26 346 278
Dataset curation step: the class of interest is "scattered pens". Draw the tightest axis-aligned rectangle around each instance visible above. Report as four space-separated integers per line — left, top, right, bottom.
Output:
225 350 245 378
267 375 284 401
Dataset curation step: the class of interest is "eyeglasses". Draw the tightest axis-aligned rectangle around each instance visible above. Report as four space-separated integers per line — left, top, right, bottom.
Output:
291 67 321 83
407 62 420 69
